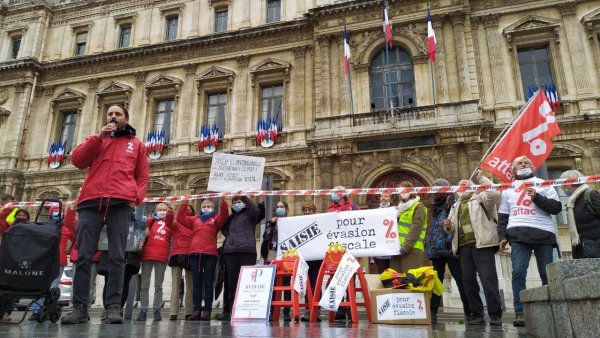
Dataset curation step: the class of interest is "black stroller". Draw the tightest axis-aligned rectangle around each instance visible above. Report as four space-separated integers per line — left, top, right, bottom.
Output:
0 199 63 324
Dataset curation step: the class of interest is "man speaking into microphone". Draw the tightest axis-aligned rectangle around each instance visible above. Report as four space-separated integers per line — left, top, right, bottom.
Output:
62 104 149 325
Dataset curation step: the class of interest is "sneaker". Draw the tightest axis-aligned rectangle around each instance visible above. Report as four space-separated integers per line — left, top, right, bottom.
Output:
153 309 162 322
513 314 525 327
169 315 177 321
334 313 346 321
283 313 292 322
105 305 123 324
61 304 89 324
468 316 486 325
200 311 211 321
490 317 503 326
136 309 147 321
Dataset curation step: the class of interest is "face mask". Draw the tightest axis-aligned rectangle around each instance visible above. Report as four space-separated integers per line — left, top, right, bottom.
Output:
400 193 411 200
275 207 286 217
156 211 167 219
563 188 572 197
517 168 532 177
51 211 60 220
331 194 340 203
15 217 27 223
232 203 245 213
380 202 391 208
201 207 214 214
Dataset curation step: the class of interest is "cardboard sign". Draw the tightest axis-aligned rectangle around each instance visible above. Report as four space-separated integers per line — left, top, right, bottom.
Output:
318 252 360 312
276 207 400 261
292 252 309 299
231 265 276 321
207 152 265 192
370 289 431 325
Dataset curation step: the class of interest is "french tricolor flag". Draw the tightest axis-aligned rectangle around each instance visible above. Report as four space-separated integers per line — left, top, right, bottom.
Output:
382 0 392 48
343 23 351 75
427 7 436 62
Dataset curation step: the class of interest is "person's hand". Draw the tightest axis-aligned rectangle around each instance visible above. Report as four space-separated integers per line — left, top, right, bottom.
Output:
499 239 508 252
443 219 452 230
144 229 149 237
96 121 117 139
127 202 135 209
526 187 537 198
475 169 483 181
271 217 278 223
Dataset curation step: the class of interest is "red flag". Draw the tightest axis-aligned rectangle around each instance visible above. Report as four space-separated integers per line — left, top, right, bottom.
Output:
382 0 392 48
480 90 561 183
343 23 351 75
427 8 436 62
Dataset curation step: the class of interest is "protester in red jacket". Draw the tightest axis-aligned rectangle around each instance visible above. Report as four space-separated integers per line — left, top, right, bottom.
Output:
167 206 194 321
0 194 17 239
60 207 77 267
137 203 173 322
177 199 228 321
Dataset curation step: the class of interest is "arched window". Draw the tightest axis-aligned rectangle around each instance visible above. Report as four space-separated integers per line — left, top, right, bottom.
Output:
369 47 416 110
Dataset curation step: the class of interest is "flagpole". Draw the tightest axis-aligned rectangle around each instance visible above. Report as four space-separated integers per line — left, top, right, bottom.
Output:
347 69 355 116
384 37 394 110
467 91 540 183
343 20 355 120
429 59 436 105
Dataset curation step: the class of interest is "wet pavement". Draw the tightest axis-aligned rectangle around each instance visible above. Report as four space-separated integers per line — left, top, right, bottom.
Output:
0 308 529 337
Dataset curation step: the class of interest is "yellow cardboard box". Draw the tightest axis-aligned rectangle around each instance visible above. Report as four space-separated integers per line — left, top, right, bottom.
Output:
364 274 431 325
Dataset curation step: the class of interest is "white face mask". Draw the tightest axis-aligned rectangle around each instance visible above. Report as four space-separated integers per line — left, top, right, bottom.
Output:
517 168 532 177
156 211 167 219
380 202 391 208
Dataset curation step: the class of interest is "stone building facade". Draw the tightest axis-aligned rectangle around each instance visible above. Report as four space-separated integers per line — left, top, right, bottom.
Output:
1 0 599 308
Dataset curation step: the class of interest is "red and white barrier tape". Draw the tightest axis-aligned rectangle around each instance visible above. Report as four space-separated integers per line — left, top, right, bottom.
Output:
8 174 600 208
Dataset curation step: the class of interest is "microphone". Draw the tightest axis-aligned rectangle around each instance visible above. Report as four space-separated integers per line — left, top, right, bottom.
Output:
109 119 117 138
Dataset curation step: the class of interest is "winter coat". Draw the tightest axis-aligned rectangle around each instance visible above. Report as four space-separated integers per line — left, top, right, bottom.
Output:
71 125 149 205
177 201 229 256
141 211 174 264
222 196 259 255
59 209 77 266
446 176 501 254
425 194 456 259
328 199 360 212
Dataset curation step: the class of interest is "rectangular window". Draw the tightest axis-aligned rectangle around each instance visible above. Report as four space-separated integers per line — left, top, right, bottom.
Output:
206 93 227 138
260 84 283 130
60 112 78 152
266 0 281 23
518 46 554 99
10 36 21 59
155 99 174 143
119 26 131 48
165 16 178 41
215 9 228 32
74 32 87 56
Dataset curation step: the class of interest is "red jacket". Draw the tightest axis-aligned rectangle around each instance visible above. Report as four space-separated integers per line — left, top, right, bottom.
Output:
72 130 149 205
0 205 15 237
170 220 192 257
177 201 228 256
328 199 360 212
59 209 77 266
141 211 174 263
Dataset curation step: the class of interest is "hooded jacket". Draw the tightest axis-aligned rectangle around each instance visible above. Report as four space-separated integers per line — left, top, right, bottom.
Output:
141 211 174 264
177 201 229 256
327 198 360 212
222 196 259 255
59 208 77 266
71 125 149 205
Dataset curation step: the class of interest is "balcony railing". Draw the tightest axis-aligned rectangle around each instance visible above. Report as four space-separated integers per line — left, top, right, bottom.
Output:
352 105 437 127
8 0 29 4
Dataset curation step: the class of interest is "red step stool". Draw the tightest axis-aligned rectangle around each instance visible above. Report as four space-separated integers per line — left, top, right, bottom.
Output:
309 245 371 323
270 252 313 322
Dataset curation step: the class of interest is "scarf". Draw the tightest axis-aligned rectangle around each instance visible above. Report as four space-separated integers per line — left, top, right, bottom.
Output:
397 196 420 214
199 211 217 222
566 184 589 246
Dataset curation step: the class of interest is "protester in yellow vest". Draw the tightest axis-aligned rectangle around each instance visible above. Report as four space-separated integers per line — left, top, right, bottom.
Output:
390 181 427 273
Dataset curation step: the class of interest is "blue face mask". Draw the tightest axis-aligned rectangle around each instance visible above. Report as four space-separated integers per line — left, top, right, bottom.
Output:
51 212 60 220
232 203 244 213
563 188 572 196
331 194 340 203
275 207 286 217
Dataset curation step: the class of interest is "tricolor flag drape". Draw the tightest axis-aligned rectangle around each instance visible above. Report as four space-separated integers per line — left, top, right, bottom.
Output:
48 140 67 169
427 7 436 62
198 124 219 154
146 129 165 160
256 118 278 148
382 0 392 48
526 83 561 110
480 89 561 183
343 23 351 75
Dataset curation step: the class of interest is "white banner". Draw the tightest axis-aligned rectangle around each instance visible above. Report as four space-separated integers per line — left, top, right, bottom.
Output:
375 292 427 321
231 265 276 321
207 152 265 192
276 207 400 261
319 252 360 312
292 252 309 299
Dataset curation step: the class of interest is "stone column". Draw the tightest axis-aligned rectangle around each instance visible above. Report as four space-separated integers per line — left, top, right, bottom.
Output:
132 71 147 133
140 4 153 45
9 82 32 170
483 14 515 105
330 37 341 116
94 12 108 53
189 0 200 37
178 64 197 152
559 3 596 96
339 155 354 188
234 55 250 139
316 35 332 118
451 12 470 102
239 0 250 28
432 17 449 103
304 45 315 127
319 156 333 189
586 140 600 174
471 18 491 106
292 45 307 128
441 144 460 183
354 65 370 113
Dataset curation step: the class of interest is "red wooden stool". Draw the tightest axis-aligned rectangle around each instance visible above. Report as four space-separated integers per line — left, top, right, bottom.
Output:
309 244 371 323
270 250 313 322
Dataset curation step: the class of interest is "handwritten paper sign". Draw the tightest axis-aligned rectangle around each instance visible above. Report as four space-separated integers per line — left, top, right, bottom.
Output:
207 152 266 192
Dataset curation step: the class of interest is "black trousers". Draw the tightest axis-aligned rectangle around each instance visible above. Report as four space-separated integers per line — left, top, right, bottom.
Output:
458 245 503 319
222 252 257 315
430 257 472 316
102 264 139 308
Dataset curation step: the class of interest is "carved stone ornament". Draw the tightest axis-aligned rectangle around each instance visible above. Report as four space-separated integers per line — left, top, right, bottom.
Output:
0 107 10 124
503 15 561 52
51 88 87 113
144 74 183 100
236 55 250 67
87 78 99 90
581 8 600 40
248 58 291 87
558 2 577 16
195 66 236 92
96 81 133 107
134 71 147 83
208 0 231 8
0 89 8 104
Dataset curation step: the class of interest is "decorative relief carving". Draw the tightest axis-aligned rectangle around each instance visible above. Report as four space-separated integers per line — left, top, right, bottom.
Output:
248 58 291 87
96 81 133 107
144 74 183 100
196 66 235 92
236 54 250 67
558 2 577 16
0 89 8 104
581 9 600 40
184 63 198 75
51 88 87 113
87 78 99 90
0 107 10 124
503 15 561 52
134 71 147 83
482 14 498 28
292 45 308 59
451 12 465 25
13 82 26 94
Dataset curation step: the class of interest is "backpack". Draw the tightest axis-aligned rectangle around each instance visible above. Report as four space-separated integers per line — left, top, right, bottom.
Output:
584 188 600 216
